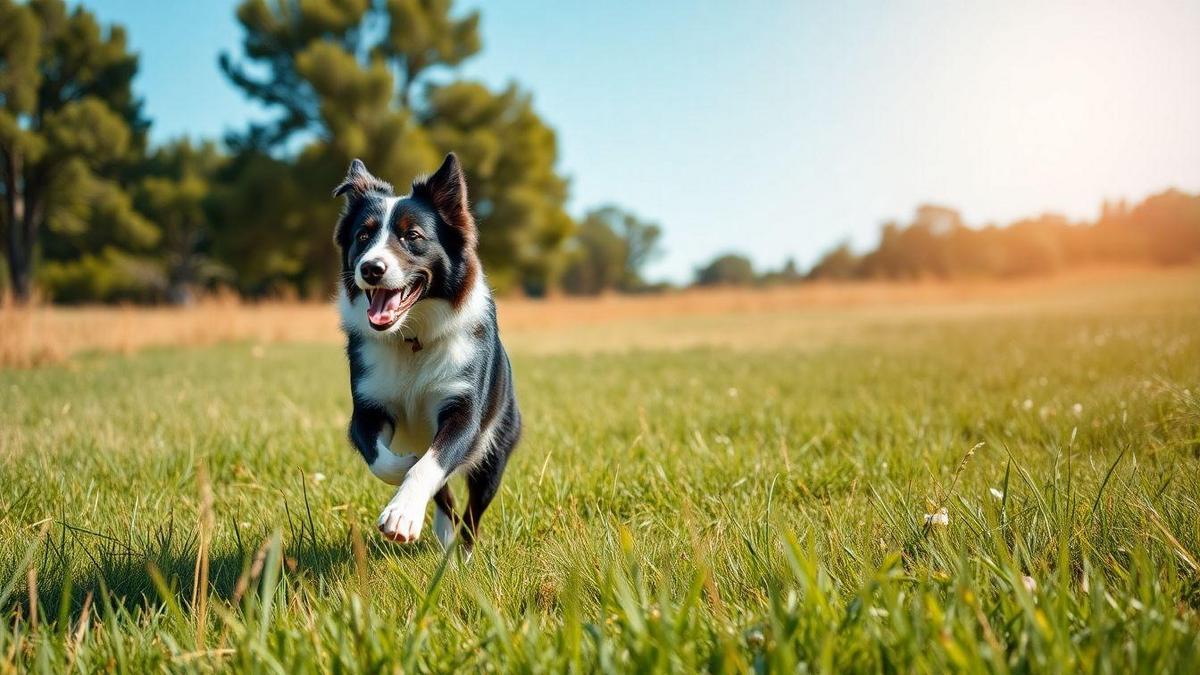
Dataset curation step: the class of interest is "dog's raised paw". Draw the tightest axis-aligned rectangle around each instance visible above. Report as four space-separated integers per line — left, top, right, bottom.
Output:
377 495 425 542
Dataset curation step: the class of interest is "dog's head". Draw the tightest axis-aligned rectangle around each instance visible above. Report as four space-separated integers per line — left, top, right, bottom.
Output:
333 154 479 335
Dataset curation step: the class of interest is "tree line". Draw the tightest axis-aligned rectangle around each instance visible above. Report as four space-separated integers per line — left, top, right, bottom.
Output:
2 1 1197 304
693 192 1200 287
800 193 1200 283
0 0 660 303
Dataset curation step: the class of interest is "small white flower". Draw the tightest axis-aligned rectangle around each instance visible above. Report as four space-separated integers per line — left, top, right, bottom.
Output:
989 488 1004 500
745 628 765 648
727 387 739 398
924 507 949 527
313 472 326 483
1072 403 1083 417
1022 399 1034 411
1021 575 1037 592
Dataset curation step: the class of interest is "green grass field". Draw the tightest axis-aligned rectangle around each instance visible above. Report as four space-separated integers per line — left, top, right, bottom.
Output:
2 274 1200 672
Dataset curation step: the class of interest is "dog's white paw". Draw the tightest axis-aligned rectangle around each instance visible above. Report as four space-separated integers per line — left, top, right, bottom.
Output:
377 492 427 543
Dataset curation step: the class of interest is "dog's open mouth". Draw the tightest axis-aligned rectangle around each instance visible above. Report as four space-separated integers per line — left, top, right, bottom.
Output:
364 279 424 330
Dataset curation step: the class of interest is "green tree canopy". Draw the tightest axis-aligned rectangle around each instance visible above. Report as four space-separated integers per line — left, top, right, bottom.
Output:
1 0 150 301
695 253 756 287
561 205 662 295
218 0 572 295
133 140 228 304
560 210 627 296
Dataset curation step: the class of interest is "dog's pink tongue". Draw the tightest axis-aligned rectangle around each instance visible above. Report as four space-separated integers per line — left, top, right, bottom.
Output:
367 289 402 326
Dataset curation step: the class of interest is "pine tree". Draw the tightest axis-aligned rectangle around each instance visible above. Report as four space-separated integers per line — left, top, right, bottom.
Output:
0 0 150 301
135 140 228 304
219 0 572 294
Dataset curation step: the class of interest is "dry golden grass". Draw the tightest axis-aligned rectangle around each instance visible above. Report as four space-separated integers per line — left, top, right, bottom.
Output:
2 265 1194 367
1 293 335 368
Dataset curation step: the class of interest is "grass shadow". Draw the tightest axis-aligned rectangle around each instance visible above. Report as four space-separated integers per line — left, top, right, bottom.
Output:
7 515 441 626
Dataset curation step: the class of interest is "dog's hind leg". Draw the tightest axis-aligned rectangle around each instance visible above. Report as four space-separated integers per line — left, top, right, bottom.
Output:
432 485 458 550
461 452 509 555
460 398 521 556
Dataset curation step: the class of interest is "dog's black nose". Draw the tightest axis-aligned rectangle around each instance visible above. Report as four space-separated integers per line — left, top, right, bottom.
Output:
360 259 387 284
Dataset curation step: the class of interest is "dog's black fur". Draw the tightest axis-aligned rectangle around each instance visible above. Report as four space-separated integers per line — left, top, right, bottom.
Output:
333 154 520 551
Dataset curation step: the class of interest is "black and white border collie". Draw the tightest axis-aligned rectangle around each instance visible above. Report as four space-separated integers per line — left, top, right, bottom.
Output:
333 153 521 554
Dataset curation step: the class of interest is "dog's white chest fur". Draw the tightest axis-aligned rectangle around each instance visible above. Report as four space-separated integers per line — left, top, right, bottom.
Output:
340 278 490 456
353 335 472 454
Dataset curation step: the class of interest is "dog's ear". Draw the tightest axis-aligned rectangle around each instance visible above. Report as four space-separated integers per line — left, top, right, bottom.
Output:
333 159 392 200
413 153 476 247
332 160 391 250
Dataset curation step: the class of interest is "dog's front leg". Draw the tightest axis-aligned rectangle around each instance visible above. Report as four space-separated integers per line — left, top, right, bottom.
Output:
378 397 478 543
349 400 418 485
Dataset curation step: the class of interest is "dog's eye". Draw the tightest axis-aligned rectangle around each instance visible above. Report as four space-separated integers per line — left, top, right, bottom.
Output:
405 229 423 241
357 230 371 242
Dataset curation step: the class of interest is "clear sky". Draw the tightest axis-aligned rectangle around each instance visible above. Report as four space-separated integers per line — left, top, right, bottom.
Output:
81 0 1200 282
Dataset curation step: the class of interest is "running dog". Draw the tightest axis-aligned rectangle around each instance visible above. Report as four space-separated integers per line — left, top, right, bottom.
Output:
333 153 521 553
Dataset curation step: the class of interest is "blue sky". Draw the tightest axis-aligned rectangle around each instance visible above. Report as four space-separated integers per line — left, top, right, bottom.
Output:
82 0 1200 282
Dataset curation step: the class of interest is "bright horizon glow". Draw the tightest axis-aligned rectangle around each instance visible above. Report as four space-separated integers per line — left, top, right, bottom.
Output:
80 0 1200 282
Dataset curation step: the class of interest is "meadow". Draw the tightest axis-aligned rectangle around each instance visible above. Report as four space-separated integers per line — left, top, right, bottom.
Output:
1 268 1199 672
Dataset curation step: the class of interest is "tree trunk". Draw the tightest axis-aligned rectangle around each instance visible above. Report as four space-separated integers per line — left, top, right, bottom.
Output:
166 282 193 306
166 258 195 306
165 227 200 306
6 241 33 303
3 150 34 303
